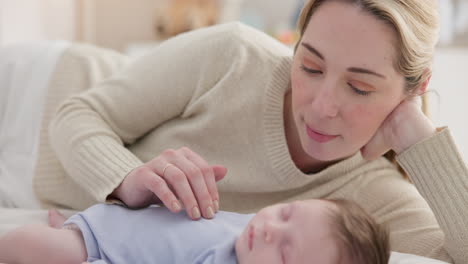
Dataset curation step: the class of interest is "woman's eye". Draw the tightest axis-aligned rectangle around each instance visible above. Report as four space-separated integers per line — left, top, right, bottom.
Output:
348 83 372 96
300 65 322 74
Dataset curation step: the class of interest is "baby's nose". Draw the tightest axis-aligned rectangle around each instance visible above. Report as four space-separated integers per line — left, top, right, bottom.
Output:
263 222 282 243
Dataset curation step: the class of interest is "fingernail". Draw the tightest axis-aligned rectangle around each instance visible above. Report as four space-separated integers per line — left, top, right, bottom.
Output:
172 201 181 211
192 206 201 219
206 206 214 219
213 200 219 212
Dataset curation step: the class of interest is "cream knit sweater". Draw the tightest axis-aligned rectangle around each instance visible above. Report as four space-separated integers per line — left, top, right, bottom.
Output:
33 23 468 263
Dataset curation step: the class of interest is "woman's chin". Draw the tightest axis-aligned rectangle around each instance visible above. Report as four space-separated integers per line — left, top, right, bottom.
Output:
303 143 357 163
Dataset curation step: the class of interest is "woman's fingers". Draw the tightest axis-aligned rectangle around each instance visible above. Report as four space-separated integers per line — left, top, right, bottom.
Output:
128 147 226 220
212 165 227 182
360 125 390 161
161 163 207 219
159 148 224 219
139 167 181 213
167 159 214 219
182 147 220 212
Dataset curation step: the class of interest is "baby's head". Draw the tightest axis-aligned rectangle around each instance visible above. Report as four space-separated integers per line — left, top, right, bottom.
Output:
235 199 389 264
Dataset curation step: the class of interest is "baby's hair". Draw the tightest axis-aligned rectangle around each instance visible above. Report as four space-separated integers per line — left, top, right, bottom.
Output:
325 199 390 264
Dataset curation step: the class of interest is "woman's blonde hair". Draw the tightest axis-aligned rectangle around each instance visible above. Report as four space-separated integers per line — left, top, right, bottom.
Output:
295 0 440 178
296 0 439 92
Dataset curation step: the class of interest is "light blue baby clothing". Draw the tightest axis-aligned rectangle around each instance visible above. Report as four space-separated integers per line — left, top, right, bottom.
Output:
64 204 253 264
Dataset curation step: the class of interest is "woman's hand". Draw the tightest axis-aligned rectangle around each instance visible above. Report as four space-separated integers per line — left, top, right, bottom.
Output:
361 96 436 160
110 147 227 220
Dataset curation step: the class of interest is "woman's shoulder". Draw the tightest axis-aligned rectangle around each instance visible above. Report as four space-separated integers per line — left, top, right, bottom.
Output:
175 22 293 59
222 22 293 55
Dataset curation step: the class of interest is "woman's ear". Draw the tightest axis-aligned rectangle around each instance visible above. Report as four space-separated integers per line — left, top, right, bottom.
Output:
417 69 432 95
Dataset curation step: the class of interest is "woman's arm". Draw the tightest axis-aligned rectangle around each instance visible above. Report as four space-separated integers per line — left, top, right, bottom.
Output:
353 169 452 262
358 129 468 264
396 128 468 263
48 24 242 208
360 94 467 263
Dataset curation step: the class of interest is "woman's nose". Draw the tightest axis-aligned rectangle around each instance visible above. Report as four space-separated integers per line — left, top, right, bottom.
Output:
311 83 340 118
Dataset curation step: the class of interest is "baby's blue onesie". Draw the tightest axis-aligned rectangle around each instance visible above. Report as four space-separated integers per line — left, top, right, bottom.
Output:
64 204 254 264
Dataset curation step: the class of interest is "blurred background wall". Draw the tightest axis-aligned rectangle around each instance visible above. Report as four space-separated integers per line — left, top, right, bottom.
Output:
2 0 467 50
0 0 76 44
0 0 467 159
0 0 300 50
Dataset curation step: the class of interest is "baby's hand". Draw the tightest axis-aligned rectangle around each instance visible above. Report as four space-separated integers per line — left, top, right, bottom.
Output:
48 209 67 229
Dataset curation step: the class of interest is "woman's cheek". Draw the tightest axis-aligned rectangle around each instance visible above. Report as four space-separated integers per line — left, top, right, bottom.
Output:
346 104 383 140
291 69 305 91
291 73 310 107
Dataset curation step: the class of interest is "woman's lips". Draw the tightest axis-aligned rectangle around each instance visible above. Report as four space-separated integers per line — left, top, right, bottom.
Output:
306 126 338 143
248 225 255 251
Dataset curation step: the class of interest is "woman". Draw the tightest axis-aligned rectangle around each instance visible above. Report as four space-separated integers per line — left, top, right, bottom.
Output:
33 0 467 263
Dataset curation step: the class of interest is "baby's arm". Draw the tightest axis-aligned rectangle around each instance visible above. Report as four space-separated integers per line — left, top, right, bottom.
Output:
0 223 87 264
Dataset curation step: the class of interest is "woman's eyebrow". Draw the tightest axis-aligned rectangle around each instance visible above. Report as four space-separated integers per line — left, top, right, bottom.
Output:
301 43 324 60
347 67 387 79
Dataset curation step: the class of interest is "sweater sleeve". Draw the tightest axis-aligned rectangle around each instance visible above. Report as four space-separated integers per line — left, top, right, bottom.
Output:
49 24 243 204
351 166 452 262
396 128 468 264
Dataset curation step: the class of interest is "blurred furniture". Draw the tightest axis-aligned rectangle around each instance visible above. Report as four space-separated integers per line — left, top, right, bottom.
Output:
78 0 244 52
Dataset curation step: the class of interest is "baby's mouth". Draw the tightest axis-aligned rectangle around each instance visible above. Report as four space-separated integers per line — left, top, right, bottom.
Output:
248 225 255 251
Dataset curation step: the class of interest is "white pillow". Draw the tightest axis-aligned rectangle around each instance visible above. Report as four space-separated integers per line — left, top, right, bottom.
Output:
390 252 451 264
0 41 69 208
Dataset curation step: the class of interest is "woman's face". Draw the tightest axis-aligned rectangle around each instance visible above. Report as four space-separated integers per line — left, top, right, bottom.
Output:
291 0 407 161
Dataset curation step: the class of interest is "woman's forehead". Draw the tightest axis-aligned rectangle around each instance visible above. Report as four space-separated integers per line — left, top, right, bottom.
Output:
301 1 399 73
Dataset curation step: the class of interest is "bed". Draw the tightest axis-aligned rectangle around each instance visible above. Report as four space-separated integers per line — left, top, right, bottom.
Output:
0 42 450 264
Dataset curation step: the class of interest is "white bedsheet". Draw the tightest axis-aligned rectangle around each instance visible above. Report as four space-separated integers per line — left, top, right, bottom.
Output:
390 252 450 264
0 41 69 209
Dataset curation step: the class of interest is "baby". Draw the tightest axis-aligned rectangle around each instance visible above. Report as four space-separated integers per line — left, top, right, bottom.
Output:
0 199 389 264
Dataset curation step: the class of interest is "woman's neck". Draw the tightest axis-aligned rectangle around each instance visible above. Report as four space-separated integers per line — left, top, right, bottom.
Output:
283 90 337 174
